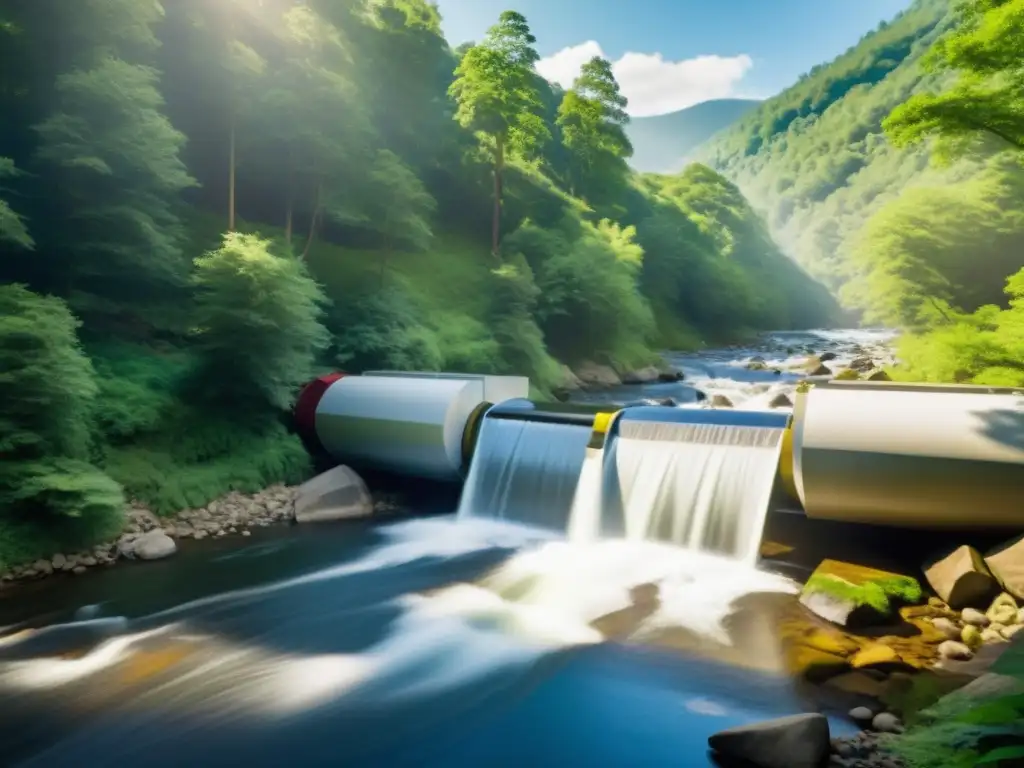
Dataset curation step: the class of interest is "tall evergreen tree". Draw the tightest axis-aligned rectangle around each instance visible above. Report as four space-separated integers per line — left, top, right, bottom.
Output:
449 11 549 256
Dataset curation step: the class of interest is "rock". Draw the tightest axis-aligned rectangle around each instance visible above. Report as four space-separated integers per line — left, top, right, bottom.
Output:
72 566 87 575
930 617 961 639
241 530 251 537
710 394 734 408
961 624 983 649
657 369 684 382
871 712 903 734
985 535 1024 600
131 530 177 561
848 706 874 724
833 368 860 381
51 553 67 570
866 369 892 381
708 713 830 768
824 671 887 698
33 559 53 576
850 644 899 669
295 465 373 524
986 592 1018 625
808 363 833 376
818 352 838 362
799 560 922 629
961 607 990 627
620 365 661 384
923 545 998 609
573 362 621 388
768 393 793 409
1002 624 1024 639
849 356 874 372
981 628 1007 644
746 360 769 371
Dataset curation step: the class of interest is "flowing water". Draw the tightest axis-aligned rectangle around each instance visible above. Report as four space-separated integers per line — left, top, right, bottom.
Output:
0 330 886 767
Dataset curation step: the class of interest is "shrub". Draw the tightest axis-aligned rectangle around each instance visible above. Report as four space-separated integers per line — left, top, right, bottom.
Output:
191 232 331 410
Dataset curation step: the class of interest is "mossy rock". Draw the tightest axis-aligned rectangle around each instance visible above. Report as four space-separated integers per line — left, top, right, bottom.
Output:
834 368 860 381
800 560 923 629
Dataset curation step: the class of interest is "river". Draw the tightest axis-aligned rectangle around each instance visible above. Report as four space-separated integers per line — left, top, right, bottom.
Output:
0 330 894 767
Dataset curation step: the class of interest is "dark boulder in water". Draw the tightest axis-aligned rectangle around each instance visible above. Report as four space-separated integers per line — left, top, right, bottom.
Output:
708 713 830 768
622 397 678 408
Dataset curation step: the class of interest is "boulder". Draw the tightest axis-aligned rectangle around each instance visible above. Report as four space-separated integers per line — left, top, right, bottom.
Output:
799 560 922 629
132 530 177 561
849 356 875 372
708 713 830 768
923 545 998 609
295 465 373 524
833 368 859 381
938 640 973 661
573 362 621 388
620 365 661 384
865 369 892 382
818 352 837 362
557 365 583 391
985 535 1024 601
808 363 833 377
710 394 734 408
768 393 793 409
871 712 903 734
657 368 684 382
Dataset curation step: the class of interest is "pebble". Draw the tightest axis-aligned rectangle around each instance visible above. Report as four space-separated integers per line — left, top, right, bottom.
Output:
871 712 903 733
962 624 983 648
961 608 989 627
930 617 960 639
938 640 974 660
848 706 874 723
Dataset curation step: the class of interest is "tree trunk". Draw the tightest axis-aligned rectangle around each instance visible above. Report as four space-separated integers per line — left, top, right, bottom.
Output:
302 179 322 261
491 135 504 258
228 109 236 232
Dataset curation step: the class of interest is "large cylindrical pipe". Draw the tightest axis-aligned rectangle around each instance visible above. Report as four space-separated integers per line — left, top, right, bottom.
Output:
298 372 528 481
791 381 1024 527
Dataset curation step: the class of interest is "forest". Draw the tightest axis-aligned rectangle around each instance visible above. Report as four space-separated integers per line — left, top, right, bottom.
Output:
697 0 1023 387
0 0 837 569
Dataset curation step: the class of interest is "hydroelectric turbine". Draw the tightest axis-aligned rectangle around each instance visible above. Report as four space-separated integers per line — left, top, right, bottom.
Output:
293 371 1024 530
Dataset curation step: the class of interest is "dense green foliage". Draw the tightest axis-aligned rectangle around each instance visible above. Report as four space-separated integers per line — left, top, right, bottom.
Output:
697 0 1024 386
0 0 833 566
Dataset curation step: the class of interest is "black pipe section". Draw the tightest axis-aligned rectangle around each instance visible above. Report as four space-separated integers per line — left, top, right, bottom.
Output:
484 398 616 428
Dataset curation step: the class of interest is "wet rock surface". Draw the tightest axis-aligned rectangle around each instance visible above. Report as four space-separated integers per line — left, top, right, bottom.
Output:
709 713 831 768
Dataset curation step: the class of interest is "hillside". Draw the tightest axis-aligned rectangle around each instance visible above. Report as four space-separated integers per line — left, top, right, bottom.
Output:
0 1 835 569
694 0 1024 388
626 98 761 173
693 0 956 291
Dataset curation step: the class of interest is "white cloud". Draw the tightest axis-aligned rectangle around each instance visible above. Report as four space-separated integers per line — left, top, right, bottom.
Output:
536 41 754 118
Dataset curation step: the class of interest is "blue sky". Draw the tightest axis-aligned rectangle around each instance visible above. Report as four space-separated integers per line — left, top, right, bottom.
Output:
434 0 914 116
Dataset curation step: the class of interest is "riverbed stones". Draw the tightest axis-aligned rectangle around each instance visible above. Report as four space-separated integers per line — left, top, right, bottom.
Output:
986 592 1018 625
930 617 960 639
620 365 661 384
961 607 989 627
984 535 1024 601
923 545 998 609
938 640 974 661
132 530 177 560
573 361 620 387
294 465 373 524
708 713 831 768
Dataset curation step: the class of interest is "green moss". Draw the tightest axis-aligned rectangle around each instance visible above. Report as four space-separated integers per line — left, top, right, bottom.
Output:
805 573 922 615
834 368 860 380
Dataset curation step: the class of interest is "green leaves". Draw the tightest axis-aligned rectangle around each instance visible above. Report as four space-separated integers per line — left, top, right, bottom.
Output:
191 232 330 411
0 157 33 249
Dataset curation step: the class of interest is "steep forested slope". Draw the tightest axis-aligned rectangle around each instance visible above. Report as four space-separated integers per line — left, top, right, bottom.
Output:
695 0 959 291
0 0 833 568
699 0 1024 389
625 99 760 173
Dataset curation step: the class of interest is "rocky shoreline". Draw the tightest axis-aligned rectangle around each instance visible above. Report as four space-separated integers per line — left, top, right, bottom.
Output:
0 485 405 586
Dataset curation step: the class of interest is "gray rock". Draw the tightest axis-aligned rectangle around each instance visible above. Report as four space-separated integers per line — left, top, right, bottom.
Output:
708 713 830 768
961 607 990 627
132 530 177 560
711 394 734 408
295 465 373 524
848 706 874 723
871 712 903 733
938 640 973 660
72 566 87 575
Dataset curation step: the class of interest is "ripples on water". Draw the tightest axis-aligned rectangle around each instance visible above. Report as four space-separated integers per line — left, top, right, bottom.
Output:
0 330 884 766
